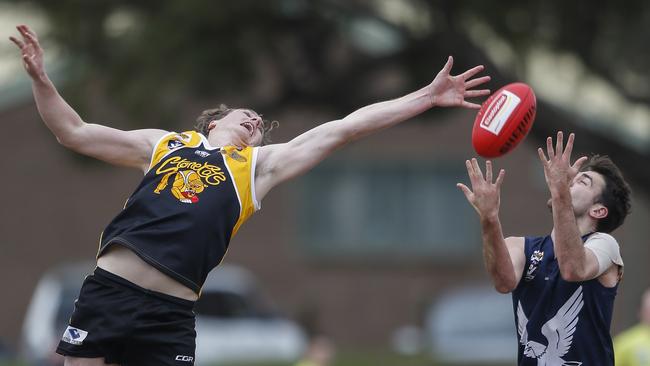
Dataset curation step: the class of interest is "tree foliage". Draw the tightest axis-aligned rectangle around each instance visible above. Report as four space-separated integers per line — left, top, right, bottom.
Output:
13 0 650 111
9 0 650 183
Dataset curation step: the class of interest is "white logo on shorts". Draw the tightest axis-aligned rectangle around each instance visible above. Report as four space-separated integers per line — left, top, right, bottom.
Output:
61 326 89 345
175 355 194 362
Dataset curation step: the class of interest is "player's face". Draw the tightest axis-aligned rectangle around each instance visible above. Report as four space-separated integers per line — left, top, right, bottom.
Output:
569 171 606 218
216 109 264 146
546 171 607 220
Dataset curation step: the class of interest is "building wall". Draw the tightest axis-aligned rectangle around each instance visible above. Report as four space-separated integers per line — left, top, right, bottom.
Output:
1 98 648 351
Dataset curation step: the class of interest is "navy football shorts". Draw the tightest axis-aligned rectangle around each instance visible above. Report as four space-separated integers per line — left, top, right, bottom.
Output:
56 267 196 365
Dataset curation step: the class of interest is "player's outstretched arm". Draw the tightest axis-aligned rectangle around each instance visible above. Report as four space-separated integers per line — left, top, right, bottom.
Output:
10 25 166 172
457 159 524 293
255 56 490 200
538 131 600 282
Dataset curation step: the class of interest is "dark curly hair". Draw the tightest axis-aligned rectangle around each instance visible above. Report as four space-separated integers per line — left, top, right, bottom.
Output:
581 155 632 233
194 104 279 145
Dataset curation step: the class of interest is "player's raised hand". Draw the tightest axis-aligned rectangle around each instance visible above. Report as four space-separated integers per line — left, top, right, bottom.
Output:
429 56 491 109
537 131 588 192
457 158 505 220
9 25 46 82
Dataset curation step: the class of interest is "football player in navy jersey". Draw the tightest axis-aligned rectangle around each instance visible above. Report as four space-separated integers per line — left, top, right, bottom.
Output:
11 24 490 366
458 132 631 365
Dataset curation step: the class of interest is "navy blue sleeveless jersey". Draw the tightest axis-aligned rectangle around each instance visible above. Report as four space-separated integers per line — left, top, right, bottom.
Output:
512 234 617 365
97 131 260 294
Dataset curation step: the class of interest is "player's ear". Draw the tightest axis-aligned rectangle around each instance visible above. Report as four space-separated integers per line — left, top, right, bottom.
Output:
590 204 608 219
207 120 217 132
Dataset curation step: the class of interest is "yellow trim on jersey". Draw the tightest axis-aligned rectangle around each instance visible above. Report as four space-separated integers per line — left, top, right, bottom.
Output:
222 145 257 238
148 131 203 171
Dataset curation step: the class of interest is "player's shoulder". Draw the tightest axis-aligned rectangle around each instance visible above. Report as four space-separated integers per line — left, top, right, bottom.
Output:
585 231 623 266
586 232 619 247
154 130 204 148
505 236 525 243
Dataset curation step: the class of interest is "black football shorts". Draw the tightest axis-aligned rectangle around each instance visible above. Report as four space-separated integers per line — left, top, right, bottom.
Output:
56 267 196 365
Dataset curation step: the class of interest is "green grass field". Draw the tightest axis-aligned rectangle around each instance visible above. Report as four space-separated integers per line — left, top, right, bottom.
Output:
0 350 510 366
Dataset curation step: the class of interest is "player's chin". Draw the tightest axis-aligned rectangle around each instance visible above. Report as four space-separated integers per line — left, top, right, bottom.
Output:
249 136 263 147
546 198 552 210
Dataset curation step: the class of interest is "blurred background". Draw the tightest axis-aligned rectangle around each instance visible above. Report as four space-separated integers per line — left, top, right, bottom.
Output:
1 0 649 365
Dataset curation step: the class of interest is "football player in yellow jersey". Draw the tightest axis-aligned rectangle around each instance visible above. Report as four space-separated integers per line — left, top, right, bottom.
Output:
614 288 650 365
11 24 490 366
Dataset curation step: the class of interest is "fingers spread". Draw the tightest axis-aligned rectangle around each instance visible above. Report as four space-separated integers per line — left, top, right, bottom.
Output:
556 131 564 156
471 158 484 180
485 160 493 183
22 25 38 38
461 101 482 109
465 76 491 89
537 147 549 166
457 183 473 198
495 169 505 188
465 159 475 178
573 156 588 171
464 89 490 98
9 36 25 49
563 132 575 159
546 136 555 159
441 56 454 75
459 65 485 81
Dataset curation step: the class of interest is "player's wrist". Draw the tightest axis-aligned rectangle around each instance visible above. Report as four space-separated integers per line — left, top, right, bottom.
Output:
31 72 52 88
480 212 500 225
548 182 570 198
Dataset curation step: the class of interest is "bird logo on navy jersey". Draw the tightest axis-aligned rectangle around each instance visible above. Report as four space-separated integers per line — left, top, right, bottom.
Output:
517 286 584 365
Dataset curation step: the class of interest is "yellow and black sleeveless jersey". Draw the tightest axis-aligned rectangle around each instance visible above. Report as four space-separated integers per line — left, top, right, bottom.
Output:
98 131 260 293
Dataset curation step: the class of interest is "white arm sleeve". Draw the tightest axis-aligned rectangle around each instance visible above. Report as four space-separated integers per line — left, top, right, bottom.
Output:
584 232 624 276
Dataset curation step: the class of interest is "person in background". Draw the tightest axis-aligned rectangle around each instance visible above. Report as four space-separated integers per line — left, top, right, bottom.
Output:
295 336 335 366
615 288 650 365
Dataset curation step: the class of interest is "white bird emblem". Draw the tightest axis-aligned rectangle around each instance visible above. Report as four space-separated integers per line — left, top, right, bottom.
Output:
516 286 584 365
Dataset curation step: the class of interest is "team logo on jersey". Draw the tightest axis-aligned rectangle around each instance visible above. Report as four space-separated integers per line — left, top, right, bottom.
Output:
195 150 210 158
222 149 247 162
167 133 193 150
155 170 207 203
61 326 88 345
524 250 544 281
516 286 584 365
168 139 183 149
154 156 227 204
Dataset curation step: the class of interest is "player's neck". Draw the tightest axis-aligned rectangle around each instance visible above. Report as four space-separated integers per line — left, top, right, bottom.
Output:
550 217 596 240
207 131 244 149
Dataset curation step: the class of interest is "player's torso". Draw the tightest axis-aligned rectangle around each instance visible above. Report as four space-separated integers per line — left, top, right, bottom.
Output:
99 131 259 293
513 235 617 365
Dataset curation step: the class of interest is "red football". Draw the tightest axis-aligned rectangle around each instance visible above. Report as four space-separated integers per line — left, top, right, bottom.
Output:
471 82 537 158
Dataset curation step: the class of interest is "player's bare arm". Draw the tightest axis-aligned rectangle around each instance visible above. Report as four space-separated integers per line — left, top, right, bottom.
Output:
538 131 600 282
458 158 525 293
254 56 491 200
10 25 166 172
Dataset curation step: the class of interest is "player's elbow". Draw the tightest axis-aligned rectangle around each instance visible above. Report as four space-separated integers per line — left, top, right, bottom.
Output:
558 265 588 282
492 277 517 294
494 284 514 294
55 123 86 150
56 133 81 150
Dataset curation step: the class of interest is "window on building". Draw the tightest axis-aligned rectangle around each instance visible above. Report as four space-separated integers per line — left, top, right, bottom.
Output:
297 159 481 261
